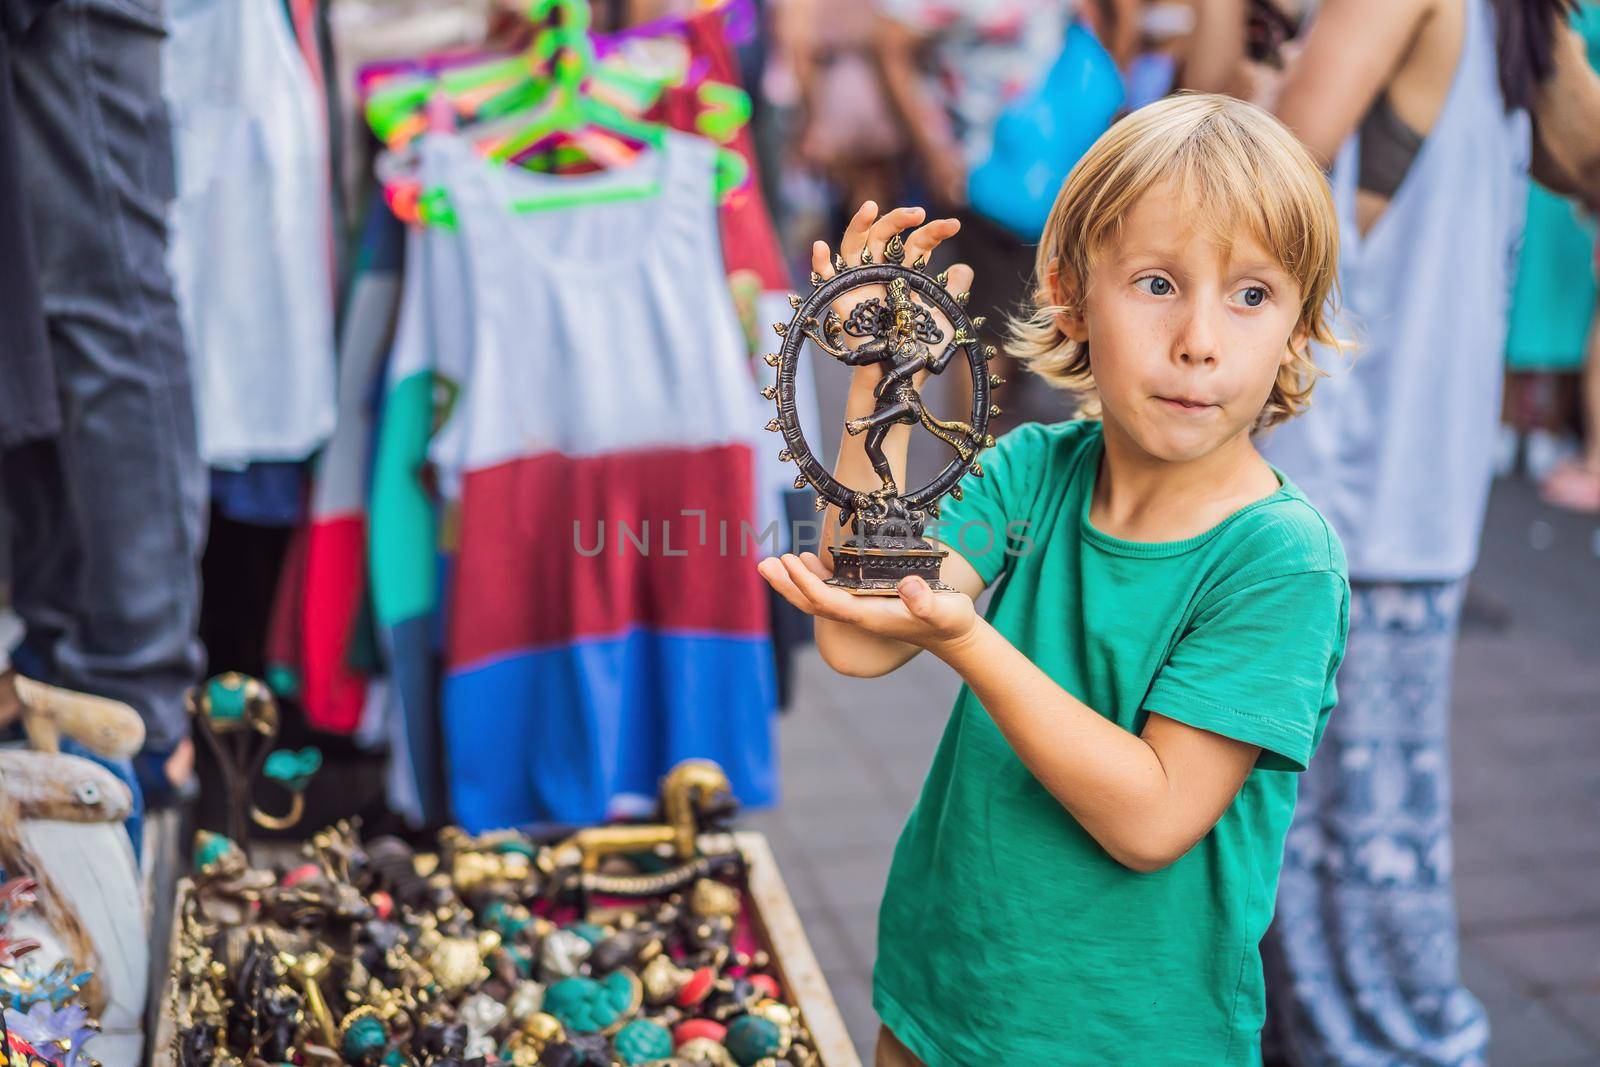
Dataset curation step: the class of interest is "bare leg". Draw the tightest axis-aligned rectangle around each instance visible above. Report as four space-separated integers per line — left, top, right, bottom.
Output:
1539 315 1600 512
875 1027 927 1067
1582 315 1600 470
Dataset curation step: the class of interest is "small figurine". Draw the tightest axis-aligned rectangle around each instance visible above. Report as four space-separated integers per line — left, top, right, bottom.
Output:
763 246 1001 593
555 761 734 874
191 831 275 926
187 673 320 850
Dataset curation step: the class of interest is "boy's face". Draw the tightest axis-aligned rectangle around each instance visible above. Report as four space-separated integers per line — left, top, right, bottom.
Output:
1058 182 1308 465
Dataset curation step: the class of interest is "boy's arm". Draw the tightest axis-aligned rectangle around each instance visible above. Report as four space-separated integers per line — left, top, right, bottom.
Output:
935 621 1261 873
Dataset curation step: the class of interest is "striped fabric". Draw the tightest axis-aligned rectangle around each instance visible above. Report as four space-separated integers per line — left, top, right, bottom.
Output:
402 131 777 830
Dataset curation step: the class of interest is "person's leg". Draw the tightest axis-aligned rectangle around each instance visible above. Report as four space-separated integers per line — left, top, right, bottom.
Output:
1583 313 1600 471
1 438 81 684
8 0 207 762
1263 580 1489 1067
1539 314 1600 511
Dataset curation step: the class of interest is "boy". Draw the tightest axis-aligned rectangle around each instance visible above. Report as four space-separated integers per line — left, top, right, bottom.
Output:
756 94 1349 1064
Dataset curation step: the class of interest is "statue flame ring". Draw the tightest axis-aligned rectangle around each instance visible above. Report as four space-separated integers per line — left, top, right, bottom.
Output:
760 251 1005 593
764 262 992 521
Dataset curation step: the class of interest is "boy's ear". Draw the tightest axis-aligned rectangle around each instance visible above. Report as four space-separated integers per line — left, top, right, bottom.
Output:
1045 263 1089 344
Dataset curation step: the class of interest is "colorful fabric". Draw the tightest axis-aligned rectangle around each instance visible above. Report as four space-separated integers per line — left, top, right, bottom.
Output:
418 130 777 829
1504 2 1600 372
364 216 467 825
648 5 821 551
876 421 1350 1065
1262 580 1487 1067
651 5 789 295
290 197 406 734
878 0 1068 167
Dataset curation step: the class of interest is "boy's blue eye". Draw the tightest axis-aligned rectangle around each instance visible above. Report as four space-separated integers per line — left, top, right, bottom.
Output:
1137 276 1173 296
1239 286 1267 307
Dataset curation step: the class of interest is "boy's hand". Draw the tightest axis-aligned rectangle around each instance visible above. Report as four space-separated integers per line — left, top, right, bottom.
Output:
757 551 979 656
812 202 971 390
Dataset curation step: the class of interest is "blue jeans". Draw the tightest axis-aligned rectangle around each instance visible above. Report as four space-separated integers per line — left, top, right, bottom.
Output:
2 0 206 755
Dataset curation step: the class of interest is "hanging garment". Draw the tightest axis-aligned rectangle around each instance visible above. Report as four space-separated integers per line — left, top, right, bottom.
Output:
209 463 306 526
1259 0 1530 582
285 198 407 734
365 214 473 827
164 0 338 467
424 130 777 830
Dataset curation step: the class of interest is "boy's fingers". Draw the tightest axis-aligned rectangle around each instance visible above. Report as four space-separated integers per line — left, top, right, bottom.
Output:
798 551 834 579
945 262 975 299
837 201 879 264
757 558 818 616
811 241 836 282
864 206 926 263
782 554 860 624
902 217 960 267
898 575 935 618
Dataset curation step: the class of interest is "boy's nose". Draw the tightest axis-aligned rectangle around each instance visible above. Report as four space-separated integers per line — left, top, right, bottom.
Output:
1175 304 1222 366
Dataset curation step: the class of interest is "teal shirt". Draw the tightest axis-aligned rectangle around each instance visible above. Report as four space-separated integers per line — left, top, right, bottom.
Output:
874 421 1350 1065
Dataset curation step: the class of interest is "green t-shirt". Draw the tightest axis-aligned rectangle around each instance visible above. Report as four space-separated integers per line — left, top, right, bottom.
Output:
874 420 1349 1065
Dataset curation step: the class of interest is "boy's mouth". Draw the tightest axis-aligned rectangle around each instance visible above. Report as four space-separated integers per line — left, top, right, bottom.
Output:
1156 395 1216 412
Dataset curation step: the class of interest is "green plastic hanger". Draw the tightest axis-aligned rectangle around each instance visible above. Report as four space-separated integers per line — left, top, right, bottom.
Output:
382 0 750 225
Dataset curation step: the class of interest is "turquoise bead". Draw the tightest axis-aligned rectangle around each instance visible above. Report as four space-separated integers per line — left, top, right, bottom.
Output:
613 1018 672 1065
724 1014 781 1066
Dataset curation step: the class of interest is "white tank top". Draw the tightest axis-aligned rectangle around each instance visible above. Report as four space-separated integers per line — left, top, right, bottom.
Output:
422 130 775 519
164 0 338 467
1260 0 1530 581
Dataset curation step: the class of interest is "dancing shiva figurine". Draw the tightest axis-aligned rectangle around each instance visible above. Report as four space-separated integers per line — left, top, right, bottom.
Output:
763 235 1000 594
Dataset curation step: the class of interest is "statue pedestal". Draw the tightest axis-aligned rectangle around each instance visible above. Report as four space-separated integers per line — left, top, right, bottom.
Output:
826 542 950 595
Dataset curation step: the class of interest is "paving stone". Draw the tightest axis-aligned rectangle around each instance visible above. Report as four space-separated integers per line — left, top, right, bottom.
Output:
810 848 896 922
1545 989 1600 1048
838 910 881 977
1472 922 1600 990
798 910 868 988
1483 993 1598 1065
1458 868 1600 930
783 801 908 856
1460 942 1523 1001
823 975 881 1059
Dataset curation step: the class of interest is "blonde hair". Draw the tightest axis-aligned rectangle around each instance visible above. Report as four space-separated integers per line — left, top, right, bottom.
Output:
1009 93 1341 430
